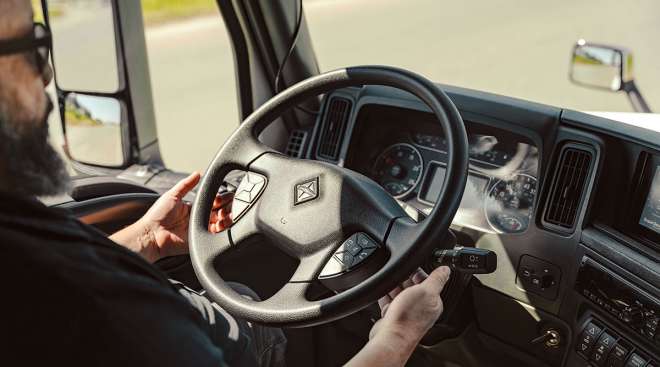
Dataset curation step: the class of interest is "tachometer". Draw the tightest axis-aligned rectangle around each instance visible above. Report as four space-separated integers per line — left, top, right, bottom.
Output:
373 143 423 198
484 173 537 233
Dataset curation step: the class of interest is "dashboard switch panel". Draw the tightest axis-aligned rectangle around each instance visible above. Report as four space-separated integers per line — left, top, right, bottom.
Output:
591 331 618 366
625 353 648 367
516 255 561 300
608 342 631 367
576 317 657 367
576 257 660 349
577 321 603 356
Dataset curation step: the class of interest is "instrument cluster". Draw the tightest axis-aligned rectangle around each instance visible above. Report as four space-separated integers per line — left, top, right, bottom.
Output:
370 132 539 234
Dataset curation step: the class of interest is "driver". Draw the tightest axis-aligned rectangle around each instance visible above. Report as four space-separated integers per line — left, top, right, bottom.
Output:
0 1 452 366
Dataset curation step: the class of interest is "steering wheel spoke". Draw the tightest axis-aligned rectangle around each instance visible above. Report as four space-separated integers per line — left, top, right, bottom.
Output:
192 230 233 267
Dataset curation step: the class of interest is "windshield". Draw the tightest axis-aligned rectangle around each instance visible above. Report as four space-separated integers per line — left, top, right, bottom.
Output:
305 0 658 113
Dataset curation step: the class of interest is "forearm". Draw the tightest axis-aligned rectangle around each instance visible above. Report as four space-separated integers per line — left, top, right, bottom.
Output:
345 329 419 367
109 219 159 263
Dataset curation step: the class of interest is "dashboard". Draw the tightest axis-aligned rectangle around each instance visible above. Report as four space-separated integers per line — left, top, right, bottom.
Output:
301 84 660 367
344 105 539 234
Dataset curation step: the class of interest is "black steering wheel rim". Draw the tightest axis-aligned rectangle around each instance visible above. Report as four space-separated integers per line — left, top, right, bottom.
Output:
189 66 469 327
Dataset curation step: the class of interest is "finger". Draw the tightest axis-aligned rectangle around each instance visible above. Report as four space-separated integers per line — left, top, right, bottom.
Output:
412 268 428 285
221 215 233 230
209 209 219 224
210 221 221 234
213 192 234 209
402 276 415 289
423 266 451 293
380 303 390 318
388 285 403 300
170 172 202 199
377 295 392 311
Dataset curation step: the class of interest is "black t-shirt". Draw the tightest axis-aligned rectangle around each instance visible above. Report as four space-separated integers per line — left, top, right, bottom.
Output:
0 192 227 366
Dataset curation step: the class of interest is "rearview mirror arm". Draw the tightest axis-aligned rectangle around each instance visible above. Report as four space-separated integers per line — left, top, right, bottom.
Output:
622 80 652 113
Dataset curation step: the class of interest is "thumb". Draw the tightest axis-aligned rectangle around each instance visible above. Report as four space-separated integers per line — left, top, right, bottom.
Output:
169 172 201 199
422 266 451 293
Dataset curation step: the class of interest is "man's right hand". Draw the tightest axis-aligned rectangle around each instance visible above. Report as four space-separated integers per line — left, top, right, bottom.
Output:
371 266 451 345
345 266 451 367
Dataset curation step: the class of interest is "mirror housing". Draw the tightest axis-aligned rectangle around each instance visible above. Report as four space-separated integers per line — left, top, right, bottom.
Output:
569 40 632 91
47 1 121 93
569 39 651 113
63 94 128 167
42 0 161 169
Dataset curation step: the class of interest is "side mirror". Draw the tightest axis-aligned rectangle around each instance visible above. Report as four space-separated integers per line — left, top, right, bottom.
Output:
64 94 127 167
42 0 160 169
569 40 631 91
569 39 651 113
47 1 121 93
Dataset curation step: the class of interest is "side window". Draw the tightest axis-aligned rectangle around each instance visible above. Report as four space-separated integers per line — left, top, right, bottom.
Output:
142 1 238 173
33 1 69 171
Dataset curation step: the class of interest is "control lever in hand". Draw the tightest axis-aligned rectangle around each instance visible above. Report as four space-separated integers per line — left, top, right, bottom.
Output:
433 246 497 274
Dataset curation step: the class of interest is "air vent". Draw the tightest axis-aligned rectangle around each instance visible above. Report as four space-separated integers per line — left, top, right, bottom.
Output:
317 97 352 160
543 145 594 231
285 130 307 158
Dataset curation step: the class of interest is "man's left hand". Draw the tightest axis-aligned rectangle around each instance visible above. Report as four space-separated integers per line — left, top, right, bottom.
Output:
137 172 201 261
110 172 233 263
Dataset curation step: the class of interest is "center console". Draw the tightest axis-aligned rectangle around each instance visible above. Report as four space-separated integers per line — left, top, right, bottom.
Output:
572 257 659 367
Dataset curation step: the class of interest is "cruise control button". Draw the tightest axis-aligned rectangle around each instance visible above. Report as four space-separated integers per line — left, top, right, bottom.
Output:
353 246 376 266
357 233 378 249
343 237 362 256
335 251 355 268
230 172 267 222
230 199 250 221
235 173 266 203
234 189 253 203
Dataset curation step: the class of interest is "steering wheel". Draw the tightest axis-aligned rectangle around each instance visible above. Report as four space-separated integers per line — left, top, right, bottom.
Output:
189 66 469 327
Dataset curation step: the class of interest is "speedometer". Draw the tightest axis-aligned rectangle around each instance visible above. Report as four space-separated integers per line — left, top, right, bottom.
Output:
484 173 537 233
372 143 423 198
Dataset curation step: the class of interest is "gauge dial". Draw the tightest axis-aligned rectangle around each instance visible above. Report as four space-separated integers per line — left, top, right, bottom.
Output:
373 143 423 198
484 173 537 233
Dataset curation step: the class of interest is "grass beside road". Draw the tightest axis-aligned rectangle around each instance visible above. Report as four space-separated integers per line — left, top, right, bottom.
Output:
141 0 219 25
33 0 219 26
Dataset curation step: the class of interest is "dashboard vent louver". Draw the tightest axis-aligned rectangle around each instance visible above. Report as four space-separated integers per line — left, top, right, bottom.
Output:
317 97 352 160
285 130 307 158
543 145 593 231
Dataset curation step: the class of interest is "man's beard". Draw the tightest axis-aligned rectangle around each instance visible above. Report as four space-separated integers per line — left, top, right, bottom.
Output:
0 96 71 197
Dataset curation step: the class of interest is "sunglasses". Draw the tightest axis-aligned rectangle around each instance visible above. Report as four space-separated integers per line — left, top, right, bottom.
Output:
0 23 51 73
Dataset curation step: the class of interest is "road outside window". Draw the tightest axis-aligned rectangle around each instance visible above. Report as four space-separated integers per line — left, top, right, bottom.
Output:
305 0 659 113
143 0 238 173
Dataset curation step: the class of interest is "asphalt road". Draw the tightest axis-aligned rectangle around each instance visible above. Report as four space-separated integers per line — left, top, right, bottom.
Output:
48 0 660 173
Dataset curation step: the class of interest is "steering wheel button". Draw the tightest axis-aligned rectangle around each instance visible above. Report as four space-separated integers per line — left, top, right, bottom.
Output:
357 233 378 249
235 189 253 203
341 235 362 255
334 252 355 268
354 248 375 265
230 199 250 221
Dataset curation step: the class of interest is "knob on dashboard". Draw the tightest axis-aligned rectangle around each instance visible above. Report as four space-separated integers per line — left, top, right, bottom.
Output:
621 307 643 324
